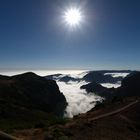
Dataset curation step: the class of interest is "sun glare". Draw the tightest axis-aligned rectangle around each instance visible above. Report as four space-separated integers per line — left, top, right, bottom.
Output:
64 8 82 27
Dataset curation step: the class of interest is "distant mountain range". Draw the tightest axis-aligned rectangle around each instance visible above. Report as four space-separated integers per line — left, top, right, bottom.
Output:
82 70 133 83
45 70 136 84
45 70 139 101
82 71 140 99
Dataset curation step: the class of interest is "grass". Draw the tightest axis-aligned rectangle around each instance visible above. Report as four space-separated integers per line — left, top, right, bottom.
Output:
0 110 68 133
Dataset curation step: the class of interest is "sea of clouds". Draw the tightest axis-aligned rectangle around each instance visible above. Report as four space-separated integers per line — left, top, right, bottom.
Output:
49 71 103 118
57 80 102 118
0 70 129 118
0 70 103 118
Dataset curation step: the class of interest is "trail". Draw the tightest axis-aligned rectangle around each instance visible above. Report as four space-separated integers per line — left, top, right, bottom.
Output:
0 130 21 140
89 100 139 122
0 100 138 140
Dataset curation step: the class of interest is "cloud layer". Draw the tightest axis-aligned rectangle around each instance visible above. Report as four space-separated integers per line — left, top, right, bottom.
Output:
1 70 130 118
101 82 121 88
57 80 102 118
104 73 130 78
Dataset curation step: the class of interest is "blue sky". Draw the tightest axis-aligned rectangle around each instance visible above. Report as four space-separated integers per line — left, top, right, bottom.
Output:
0 0 140 70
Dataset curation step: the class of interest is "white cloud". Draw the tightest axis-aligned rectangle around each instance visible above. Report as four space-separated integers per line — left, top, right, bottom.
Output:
101 82 121 88
102 73 130 88
57 80 103 118
0 70 87 76
104 73 130 78
69 71 89 79
51 71 88 81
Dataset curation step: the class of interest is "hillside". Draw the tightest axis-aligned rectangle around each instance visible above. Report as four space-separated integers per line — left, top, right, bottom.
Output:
118 72 140 97
10 97 140 140
0 71 140 140
11 71 140 140
42 97 139 140
0 72 67 132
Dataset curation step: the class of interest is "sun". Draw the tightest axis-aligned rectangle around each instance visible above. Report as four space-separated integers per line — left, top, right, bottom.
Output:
64 8 82 27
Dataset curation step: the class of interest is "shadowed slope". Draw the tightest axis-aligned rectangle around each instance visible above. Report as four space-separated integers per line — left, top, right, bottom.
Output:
119 72 140 97
0 72 67 119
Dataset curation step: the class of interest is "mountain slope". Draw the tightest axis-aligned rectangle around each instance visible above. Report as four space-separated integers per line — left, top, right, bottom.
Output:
118 72 140 97
0 72 67 121
13 72 67 115
80 81 116 101
80 81 107 93
43 98 140 140
82 70 131 83
5 71 140 139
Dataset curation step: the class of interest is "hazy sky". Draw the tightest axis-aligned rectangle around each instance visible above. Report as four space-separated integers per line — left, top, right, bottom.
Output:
0 0 140 70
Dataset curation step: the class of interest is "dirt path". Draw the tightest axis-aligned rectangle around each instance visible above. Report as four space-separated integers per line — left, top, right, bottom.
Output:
0 100 139 140
89 100 139 122
0 130 20 140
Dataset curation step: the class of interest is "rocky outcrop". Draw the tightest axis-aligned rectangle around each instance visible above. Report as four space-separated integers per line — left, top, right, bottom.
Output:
0 72 67 117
